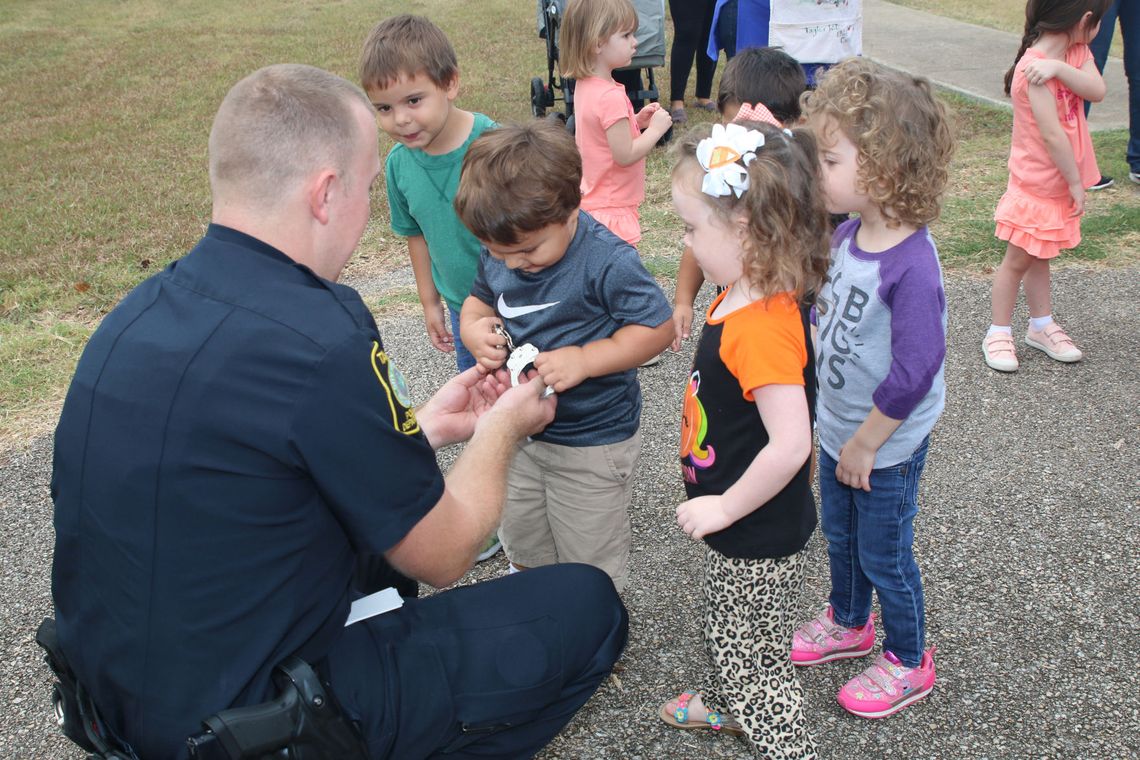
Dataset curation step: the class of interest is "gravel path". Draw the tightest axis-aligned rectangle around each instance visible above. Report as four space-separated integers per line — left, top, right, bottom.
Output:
2 265 1137 759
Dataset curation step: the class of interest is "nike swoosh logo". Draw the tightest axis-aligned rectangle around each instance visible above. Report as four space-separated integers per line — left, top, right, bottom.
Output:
497 293 560 319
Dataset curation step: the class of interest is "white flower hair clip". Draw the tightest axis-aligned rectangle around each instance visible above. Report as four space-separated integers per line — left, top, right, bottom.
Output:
696 123 765 198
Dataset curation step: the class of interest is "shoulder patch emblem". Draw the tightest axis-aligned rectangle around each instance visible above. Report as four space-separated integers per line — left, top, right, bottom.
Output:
370 342 420 435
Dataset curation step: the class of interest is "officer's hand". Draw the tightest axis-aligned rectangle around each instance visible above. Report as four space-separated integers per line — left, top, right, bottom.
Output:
479 370 556 440
418 365 499 449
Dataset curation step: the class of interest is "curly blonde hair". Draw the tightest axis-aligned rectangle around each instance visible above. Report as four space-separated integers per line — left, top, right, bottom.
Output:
672 123 831 303
802 58 955 229
559 0 638 79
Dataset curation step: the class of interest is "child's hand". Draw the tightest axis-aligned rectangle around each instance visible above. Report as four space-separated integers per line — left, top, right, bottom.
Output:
635 102 662 130
1068 182 1086 216
533 346 589 393
647 107 673 136
676 494 734 540
423 302 454 353
836 437 876 492
671 304 693 352
1023 58 1062 87
468 317 509 371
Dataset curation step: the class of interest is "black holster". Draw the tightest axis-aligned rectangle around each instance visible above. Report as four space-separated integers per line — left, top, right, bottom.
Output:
36 616 366 760
35 617 136 759
186 657 368 760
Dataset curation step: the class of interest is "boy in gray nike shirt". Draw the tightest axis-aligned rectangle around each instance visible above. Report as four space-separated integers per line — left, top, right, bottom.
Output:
456 121 673 591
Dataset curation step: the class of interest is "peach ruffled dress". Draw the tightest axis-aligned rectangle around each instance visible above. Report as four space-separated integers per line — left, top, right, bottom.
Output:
994 44 1100 260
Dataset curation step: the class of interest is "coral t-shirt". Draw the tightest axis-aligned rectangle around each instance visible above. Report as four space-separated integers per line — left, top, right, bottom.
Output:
1007 44 1099 197
573 76 645 212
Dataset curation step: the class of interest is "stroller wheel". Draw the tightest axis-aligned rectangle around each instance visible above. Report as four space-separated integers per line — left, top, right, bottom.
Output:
530 77 547 118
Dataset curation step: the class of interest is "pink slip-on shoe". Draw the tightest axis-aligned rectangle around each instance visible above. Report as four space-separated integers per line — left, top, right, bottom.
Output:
982 332 1019 372
1024 323 1082 362
791 605 876 666
837 648 936 719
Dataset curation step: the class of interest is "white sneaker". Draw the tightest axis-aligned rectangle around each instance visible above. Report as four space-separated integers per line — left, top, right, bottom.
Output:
476 536 503 562
1130 171 1140 185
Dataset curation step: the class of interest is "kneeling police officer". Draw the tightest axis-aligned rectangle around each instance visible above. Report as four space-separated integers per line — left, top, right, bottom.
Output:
48 64 628 759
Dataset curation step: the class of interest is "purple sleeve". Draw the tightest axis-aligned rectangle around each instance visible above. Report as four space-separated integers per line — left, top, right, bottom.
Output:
870 237 946 420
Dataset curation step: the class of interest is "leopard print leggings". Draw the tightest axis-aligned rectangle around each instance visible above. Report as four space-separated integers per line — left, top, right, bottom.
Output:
703 547 818 759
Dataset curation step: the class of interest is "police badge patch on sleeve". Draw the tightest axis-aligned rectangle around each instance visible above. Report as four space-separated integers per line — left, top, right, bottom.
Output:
370 342 420 435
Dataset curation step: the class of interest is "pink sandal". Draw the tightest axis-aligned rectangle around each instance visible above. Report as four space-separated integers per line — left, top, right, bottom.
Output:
658 691 744 735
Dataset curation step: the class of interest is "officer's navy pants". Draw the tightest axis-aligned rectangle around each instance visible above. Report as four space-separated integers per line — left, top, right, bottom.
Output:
324 563 628 759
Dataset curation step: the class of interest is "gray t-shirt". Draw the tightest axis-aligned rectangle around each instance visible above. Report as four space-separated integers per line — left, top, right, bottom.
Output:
470 211 672 446
816 219 947 468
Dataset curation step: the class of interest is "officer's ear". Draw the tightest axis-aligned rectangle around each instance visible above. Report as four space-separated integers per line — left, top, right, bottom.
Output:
308 169 338 225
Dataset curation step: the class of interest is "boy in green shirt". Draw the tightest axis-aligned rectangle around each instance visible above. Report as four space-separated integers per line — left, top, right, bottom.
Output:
361 15 501 561
360 14 496 374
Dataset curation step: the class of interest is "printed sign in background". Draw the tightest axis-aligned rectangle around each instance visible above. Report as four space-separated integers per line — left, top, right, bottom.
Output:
770 0 862 65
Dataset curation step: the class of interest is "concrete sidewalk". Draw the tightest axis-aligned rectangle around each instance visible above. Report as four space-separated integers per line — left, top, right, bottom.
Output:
863 0 1130 132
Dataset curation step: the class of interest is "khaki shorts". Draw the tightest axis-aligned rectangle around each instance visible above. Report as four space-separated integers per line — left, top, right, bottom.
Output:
500 431 641 592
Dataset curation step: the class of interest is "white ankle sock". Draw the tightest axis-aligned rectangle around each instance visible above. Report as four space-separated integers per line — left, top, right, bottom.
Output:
1029 315 1053 332
508 562 521 574
987 324 1012 337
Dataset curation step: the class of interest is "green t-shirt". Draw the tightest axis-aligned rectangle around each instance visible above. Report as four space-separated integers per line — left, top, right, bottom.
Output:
385 112 497 311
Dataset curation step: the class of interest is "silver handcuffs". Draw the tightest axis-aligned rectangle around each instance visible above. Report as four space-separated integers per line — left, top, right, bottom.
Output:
494 323 555 398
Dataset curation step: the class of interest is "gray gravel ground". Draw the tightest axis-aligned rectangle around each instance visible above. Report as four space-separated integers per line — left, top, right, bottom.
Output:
2 265 1137 759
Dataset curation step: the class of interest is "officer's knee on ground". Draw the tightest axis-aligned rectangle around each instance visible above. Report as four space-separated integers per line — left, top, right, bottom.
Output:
532 563 629 669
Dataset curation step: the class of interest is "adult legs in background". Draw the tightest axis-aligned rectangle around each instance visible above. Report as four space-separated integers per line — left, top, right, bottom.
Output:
668 0 719 111
1088 1 1139 177
326 564 628 759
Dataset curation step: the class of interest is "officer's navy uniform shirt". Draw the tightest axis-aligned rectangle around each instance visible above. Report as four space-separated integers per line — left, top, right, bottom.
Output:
51 225 443 759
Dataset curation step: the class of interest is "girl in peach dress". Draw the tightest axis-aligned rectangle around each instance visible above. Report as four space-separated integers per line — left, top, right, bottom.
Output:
983 0 1111 372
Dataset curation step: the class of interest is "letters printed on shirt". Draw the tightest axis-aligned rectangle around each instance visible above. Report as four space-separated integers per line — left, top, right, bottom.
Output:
370 342 420 435
817 269 869 391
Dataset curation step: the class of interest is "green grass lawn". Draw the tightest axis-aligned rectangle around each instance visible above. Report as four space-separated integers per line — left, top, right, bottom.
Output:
1 0 1137 443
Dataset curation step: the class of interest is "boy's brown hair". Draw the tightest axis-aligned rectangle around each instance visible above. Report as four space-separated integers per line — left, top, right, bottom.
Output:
559 0 638 80
359 14 458 91
454 121 582 244
802 57 955 229
717 46 806 124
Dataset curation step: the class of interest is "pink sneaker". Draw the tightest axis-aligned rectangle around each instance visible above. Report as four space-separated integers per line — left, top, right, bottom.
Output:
1024 322 1082 362
837 649 936 719
791 605 876 666
982 331 1019 372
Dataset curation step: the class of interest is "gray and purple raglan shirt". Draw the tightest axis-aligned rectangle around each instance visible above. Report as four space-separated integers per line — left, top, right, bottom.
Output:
816 219 947 468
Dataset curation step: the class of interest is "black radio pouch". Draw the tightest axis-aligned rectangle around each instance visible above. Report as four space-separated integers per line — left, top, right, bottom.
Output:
35 617 136 759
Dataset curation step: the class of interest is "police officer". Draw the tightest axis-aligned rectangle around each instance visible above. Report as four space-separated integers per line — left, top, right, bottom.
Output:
51 64 629 759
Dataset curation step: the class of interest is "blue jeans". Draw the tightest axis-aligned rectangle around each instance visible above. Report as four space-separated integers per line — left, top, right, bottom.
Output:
1088 0 1139 173
448 305 476 373
820 437 929 667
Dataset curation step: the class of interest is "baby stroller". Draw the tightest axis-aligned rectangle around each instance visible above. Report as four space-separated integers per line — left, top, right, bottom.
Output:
531 0 666 128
